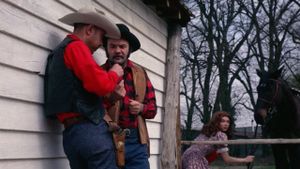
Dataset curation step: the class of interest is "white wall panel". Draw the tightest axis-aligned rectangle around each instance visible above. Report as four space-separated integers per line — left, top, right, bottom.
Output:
0 159 69 169
0 1 66 50
0 97 62 133
149 139 161 155
0 33 48 73
149 155 160 169
0 65 43 103
0 131 64 159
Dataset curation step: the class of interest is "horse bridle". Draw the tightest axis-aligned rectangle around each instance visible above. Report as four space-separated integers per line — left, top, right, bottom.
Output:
248 79 281 169
257 79 281 108
256 79 282 136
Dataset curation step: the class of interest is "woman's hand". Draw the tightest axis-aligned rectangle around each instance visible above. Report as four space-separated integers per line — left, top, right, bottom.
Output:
243 155 255 163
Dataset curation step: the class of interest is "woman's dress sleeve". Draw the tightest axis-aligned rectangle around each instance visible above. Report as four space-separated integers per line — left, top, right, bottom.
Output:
215 131 229 153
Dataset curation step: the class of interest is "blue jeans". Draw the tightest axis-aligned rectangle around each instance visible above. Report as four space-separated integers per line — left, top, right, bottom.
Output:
124 129 150 169
63 120 118 169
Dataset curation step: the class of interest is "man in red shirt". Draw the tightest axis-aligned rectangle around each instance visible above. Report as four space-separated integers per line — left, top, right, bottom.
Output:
102 24 157 169
44 7 123 169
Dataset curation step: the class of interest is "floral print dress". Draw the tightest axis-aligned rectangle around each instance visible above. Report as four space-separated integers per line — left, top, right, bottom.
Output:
182 131 229 169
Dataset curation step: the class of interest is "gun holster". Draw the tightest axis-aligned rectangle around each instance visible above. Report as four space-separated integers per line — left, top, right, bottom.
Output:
112 130 126 168
103 113 125 168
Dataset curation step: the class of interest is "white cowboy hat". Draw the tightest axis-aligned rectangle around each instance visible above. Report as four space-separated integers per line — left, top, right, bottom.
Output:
59 7 120 39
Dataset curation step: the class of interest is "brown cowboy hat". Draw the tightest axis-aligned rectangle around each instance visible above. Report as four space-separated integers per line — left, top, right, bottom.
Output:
116 24 141 53
59 7 120 39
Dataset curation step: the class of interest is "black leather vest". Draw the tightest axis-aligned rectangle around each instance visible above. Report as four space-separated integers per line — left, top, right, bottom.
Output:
44 37 104 124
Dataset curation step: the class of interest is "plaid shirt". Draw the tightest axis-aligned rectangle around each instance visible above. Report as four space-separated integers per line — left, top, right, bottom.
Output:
104 60 157 128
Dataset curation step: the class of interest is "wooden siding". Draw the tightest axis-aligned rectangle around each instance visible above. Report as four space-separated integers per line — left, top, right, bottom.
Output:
0 0 167 168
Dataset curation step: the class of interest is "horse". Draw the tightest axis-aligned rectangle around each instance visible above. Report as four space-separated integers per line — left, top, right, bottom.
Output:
254 68 300 169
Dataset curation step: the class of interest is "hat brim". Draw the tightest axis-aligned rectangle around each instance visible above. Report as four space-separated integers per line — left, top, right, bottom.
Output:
121 31 141 52
59 11 120 39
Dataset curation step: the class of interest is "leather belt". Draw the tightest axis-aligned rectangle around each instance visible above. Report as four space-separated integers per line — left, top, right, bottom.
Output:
62 116 88 128
122 128 138 137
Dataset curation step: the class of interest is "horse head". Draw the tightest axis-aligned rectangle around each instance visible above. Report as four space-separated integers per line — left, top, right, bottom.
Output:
254 67 300 169
254 67 283 125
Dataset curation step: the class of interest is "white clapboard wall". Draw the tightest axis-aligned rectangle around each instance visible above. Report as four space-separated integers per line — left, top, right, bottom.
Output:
0 0 167 169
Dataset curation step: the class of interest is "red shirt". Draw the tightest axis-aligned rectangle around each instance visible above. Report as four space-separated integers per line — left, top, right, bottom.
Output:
104 60 157 128
57 34 119 122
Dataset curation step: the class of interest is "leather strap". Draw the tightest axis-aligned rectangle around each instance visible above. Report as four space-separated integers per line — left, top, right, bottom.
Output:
131 64 150 156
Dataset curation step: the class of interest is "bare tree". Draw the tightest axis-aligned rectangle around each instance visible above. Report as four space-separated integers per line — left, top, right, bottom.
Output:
181 0 258 131
242 0 300 70
181 0 300 136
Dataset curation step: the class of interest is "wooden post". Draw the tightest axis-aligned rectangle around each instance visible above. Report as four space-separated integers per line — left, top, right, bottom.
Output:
161 24 182 169
176 97 182 169
181 138 300 145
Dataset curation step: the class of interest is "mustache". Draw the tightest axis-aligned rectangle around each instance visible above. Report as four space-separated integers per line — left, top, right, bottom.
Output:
109 56 124 65
113 55 124 58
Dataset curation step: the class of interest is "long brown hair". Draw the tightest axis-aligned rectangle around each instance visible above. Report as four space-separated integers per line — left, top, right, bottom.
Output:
201 111 233 138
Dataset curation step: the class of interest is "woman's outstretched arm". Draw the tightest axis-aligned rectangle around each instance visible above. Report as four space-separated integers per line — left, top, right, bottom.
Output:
220 152 254 164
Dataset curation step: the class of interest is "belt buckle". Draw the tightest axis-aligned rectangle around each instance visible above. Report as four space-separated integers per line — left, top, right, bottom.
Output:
123 128 131 136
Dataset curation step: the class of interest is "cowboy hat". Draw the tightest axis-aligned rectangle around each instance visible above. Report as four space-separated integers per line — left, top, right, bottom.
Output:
116 24 141 53
59 7 120 39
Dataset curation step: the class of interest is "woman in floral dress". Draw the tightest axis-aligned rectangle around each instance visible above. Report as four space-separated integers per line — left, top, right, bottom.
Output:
182 111 254 169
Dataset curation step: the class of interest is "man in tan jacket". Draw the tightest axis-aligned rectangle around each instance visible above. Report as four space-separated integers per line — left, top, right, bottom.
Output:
102 24 157 169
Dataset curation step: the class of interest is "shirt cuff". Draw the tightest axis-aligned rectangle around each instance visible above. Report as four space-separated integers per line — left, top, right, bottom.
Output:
139 104 147 116
217 147 229 153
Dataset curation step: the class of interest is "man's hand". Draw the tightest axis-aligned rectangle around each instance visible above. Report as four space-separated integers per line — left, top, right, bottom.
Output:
113 80 126 99
110 64 124 77
129 99 144 115
105 80 125 102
